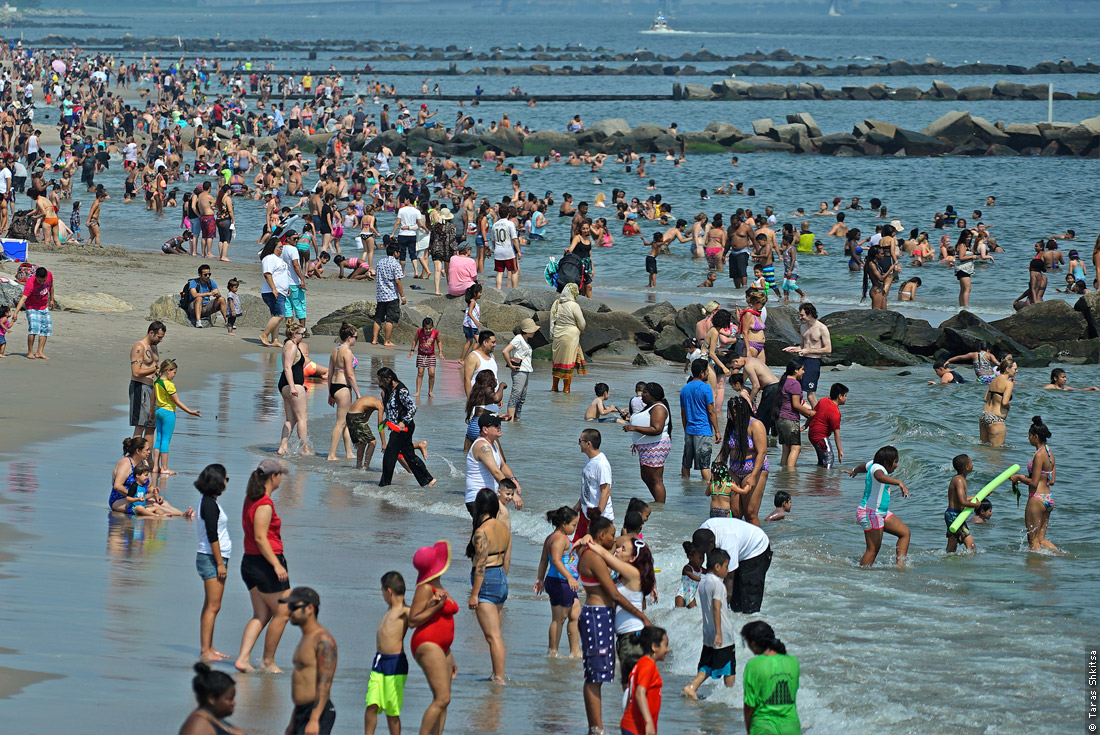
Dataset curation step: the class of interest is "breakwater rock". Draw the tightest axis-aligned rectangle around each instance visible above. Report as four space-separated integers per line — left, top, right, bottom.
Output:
308 286 1098 370
301 112 1100 159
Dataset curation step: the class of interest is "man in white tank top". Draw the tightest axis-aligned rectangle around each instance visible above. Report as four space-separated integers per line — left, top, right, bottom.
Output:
464 414 520 516
463 331 500 396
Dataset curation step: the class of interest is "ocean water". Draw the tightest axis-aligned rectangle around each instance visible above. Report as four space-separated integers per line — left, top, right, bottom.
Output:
22 7 1100 321
3 6 1099 733
1 351 1095 734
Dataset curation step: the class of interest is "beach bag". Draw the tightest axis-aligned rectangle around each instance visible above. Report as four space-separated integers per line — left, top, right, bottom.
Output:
556 252 584 292
544 255 558 288
15 261 35 283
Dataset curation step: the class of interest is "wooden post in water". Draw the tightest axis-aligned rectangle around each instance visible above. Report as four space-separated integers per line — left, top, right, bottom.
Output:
1048 83 1053 123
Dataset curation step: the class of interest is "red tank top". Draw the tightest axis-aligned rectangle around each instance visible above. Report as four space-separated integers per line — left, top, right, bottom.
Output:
242 495 283 555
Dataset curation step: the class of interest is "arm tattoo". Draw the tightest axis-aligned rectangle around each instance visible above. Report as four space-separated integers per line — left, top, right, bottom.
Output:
314 636 337 705
472 530 488 578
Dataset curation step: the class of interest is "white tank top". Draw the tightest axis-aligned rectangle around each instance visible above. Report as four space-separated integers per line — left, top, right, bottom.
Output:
630 403 669 446
465 437 501 503
614 583 645 634
469 351 499 387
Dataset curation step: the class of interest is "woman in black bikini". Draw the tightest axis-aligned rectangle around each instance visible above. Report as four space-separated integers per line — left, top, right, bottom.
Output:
277 324 313 456
325 322 361 461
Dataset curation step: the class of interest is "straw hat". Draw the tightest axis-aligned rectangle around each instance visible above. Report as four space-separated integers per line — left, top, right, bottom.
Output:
514 317 539 335
890 219 904 231
437 207 454 221
413 540 451 586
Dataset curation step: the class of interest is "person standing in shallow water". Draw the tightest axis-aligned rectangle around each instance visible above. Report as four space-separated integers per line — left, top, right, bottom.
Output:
282 587 338 735
466 487 511 684
1010 416 1059 553
979 358 1015 447
377 367 436 488
235 459 291 674
194 464 232 665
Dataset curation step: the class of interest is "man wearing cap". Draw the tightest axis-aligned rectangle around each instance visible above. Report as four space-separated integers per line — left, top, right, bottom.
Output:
282 587 338 734
465 413 520 517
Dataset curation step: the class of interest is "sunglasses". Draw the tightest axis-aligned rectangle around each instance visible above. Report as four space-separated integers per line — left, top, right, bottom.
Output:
287 602 308 611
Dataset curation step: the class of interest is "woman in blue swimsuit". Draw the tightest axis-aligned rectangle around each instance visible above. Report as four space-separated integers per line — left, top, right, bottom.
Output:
109 437 150 515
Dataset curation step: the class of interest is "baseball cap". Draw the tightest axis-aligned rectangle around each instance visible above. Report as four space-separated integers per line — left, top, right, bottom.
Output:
279 586 320 612
478 412 502 429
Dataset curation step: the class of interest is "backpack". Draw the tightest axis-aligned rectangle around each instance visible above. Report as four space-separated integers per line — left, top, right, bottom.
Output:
178 279 195 312
555 252 584 292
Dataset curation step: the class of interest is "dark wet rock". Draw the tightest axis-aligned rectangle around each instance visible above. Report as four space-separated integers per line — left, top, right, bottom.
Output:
937 311 1043 366
632 301 677 329
990 300 1088 348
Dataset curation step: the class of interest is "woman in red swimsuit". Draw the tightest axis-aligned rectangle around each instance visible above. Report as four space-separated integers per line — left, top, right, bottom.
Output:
410 540 459 735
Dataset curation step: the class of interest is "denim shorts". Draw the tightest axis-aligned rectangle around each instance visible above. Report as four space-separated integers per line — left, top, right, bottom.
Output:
196 552 227 581
463 325 479 340
261 291 286 317
472 566 508 605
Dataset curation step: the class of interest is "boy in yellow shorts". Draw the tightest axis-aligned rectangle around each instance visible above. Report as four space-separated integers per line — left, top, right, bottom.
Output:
365 571 410 735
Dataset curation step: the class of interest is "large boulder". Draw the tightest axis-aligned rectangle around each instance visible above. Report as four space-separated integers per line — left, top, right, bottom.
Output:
920 110 976 147
936 311 1041 366
438 300 533 340
894 128 951 156
1058 115 1100 156
632 300 677 329
991 300 1089 348
503 285 558 312
1004 123 1044 150
820 309 908 344
587 118 631 138
148 293 268 329
957 85 993 101
752 118 775 137
818 133 859 155
673 303 707 339
901 318 944 356
312 300 377 334
589 339 642 361
0 280 21 308
746 83 786 100
992 80 1025 98
1073 292 1100 338
56 292 133 313
930 79 958 100
653 327 690 362
831 335 923 367
682 83 716 100
703 121 746 145
484 127 524 156
586 310 657 349
762 305 801 365
521 129 575 157
970 115 1012 146
785 112 822 138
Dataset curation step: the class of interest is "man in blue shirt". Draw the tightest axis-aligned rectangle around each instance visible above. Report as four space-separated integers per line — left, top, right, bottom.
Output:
188 264 227 327
680 358 719 483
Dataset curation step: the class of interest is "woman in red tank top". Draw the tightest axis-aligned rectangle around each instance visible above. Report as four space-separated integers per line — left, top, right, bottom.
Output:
233 459 291 674
410 540 459 735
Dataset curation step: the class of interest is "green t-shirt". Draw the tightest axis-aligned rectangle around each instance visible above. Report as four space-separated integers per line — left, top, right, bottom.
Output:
743 654 801 735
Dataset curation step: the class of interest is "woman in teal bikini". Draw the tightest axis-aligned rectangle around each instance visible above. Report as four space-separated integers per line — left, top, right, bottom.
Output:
1010 416 1058 552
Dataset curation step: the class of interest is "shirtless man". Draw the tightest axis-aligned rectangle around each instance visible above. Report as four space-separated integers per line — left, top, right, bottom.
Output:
662 219 691 253
283 587 338 735
195 181 216 258
783 303 831 408
129 321 165 440
725 214 754 288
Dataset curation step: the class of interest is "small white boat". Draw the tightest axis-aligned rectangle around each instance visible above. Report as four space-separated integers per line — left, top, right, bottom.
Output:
645 12 673 33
